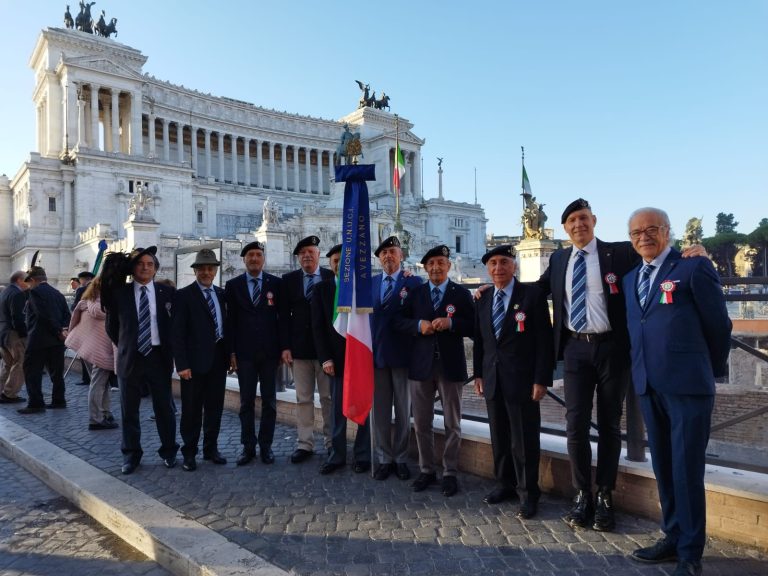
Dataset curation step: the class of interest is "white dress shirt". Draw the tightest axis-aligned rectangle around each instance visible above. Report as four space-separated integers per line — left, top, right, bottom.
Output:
133 280 160 345
564 237 612 334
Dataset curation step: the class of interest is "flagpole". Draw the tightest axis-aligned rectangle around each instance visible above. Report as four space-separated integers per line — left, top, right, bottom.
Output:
474 167 477 204
521 146 526 237
394 115 402 234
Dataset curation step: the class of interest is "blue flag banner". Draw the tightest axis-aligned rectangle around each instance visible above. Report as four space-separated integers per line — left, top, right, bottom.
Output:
335 164 375 312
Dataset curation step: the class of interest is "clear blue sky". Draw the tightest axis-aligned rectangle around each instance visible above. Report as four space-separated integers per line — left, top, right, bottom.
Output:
1 0 766 242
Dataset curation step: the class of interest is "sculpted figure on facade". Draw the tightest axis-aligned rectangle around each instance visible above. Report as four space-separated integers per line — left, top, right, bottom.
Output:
262 196 279 226
75 1 96 33
64 5 74 28
336 124 362 165
128 183 155 222
681 216 703 248
521 194 548 240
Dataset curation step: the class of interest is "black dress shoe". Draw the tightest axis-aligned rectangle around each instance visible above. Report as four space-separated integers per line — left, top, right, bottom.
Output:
121 461 139 475
352 461 370 474
373 463 394 481
517 499 538 519
441 475 459 497
75 381 89 386
593 488 616 532
236 450 256 466
162 456 177 469
290 449 313 463
631 536 678 564
17 405 45 414
89 420 118 430
671 560 702 576
484 486 517 504
260 448 275 464
319 461 344 475
395 462 411 480
203 452 227 465
411 472 437 492
563 490 593 528
0 394 26 404
45 402 67 409
182 458 197 471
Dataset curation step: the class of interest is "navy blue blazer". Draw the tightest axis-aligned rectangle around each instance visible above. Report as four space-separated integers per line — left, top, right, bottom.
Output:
370 272 423 369
171 282 228 375
225 272 283 363
311 279 346 378
538 238 639 361
473 281 553 402
0 284 26 346
279 267 334 359
106 281 175 379
25 282 71 351
623 250 731 396
394 280 474 382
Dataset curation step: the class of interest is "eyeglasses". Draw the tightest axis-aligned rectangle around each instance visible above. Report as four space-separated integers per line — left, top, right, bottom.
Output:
629 225 667 240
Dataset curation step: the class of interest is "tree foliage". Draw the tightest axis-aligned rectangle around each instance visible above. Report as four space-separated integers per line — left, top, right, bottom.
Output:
715 212 739 234
702 232 746 276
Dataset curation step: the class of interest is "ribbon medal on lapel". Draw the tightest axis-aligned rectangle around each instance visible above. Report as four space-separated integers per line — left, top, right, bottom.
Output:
659 280 676 304
514 311 526 332
445 304 456 319
604 272 619 294
165 302 172 317
399 287 408 305
266 291 274 306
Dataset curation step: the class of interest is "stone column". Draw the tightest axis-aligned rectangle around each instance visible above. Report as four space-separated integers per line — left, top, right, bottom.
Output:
404 152 411 197
293 145 300 192
256 139 263 188
90 84 99 150
110 89 120 153
231 136 238 185
384 147 391 193
317 151 324 194
162 119 170 161
130 91 143 156
63 82 77 152
305 148 312 193
243 138 251 186
76 90 86 148
217 132 225 182
191 127 198 175
148 113 156 158
176 122 184 163
413 150 421 199
268 142 276 189
204 129 212 178
281 145 288 191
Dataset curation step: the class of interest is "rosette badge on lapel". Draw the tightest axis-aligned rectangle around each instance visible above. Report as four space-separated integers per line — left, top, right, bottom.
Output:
446 304 456 319
514 311 526 332
604 272 620 294
659 280 677 304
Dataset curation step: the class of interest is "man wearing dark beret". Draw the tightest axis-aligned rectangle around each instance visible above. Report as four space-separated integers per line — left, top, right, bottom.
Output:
394 245 474 497
474 246 553 518
225 240 283 465
104 246 179 474
370 236 422 481
537 199 706 531
280 235 335 463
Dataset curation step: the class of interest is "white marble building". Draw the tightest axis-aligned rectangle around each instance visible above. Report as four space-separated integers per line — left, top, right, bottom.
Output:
0 27 487 286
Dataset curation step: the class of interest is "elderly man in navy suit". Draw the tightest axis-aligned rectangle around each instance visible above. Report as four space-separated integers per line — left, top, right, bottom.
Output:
0 271 28 404
172 249 228 471
395 245 474 497
624 208 731 576
473 245 553 519
105 247 179 475
370 236 422 481
225 241 283 466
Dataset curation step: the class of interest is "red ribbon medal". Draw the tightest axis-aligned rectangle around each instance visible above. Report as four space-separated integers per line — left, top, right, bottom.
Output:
514 311 526 332
445 304 456 319
604 272 619 294
659 280 675 304
266 291 274 306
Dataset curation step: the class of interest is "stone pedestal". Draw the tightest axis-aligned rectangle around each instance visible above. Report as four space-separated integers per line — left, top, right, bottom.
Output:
254 226 289 269
516 238 558 282
123 219 160 250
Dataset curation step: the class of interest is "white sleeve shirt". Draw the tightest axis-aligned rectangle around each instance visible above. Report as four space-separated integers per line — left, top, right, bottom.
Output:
564 237 612 334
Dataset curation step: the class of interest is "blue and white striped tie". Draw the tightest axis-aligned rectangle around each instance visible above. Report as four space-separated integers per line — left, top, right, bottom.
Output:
205 288 221 340
431 286 441 311
570 250 588 332
305 274 315 300
381 276 394 306
492 290 505 340
637 264 655 308
137 286 152 356
251 278 261 307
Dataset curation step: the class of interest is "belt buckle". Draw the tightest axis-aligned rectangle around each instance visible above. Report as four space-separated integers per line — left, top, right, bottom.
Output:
584 333 592 343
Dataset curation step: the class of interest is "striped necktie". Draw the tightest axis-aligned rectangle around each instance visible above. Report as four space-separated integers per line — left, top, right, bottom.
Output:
251 278 261 307
637 264 655 308
492 289 505 340
570 249 588 332
431 286 441 311
305 274 315 300
382 276 394 306
205 288 221 340
137 286 152 356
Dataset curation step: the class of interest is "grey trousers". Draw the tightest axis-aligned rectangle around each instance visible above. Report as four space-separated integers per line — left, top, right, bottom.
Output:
373 366 411 465
0 331 26 398
292 358 332 452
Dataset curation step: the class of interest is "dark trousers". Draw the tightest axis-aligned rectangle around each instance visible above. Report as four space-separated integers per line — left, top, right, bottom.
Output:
486 388 541 502
327 375 371 464
180 352 227 459
237 357 277 451
563 336 629 490
640 387 713 563
80 358 91 384
119 347 178 464
23 345 66 407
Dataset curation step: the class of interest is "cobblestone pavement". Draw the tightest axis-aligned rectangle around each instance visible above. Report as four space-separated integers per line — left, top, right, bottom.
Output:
0 453 170 576
2 374 767 576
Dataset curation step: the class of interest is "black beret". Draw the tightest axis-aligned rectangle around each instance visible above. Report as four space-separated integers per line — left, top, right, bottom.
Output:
561 198 591 224
129 246 158 265
374 235 401 257
240 241 265 257
326 244 342 258
293 235 320 255
481 245 515 265
420 244 451 265
77 271 95 279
